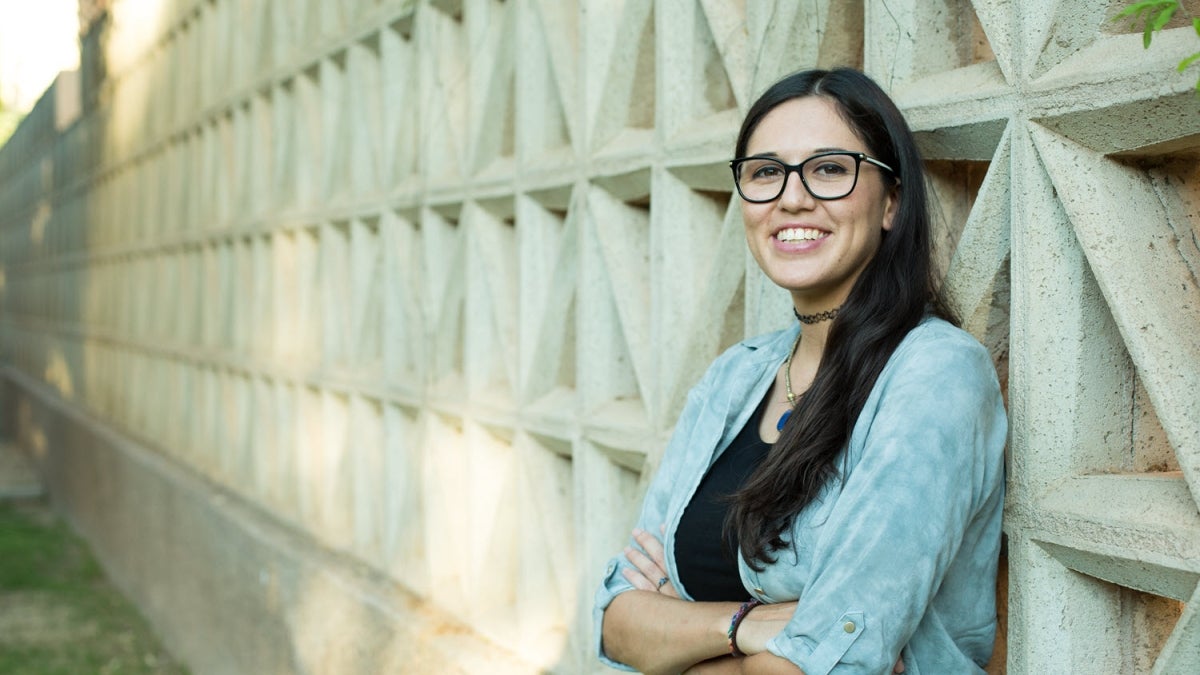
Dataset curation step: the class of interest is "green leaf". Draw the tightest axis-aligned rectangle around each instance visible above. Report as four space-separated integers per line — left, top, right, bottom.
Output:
1193 16 1200 37
1112 3 1143 20
1112 3 1137 18
1114 1 1168 23
1120 0 1170 15
1151 5 1177 32
1179 51 1200 72
1133 1 1176 47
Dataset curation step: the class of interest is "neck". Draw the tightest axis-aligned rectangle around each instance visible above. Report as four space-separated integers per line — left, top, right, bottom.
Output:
795 322 829 361
788 299 842 375
791 288 847 323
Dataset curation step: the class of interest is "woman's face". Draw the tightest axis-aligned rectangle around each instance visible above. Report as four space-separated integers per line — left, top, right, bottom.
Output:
740 96 897 308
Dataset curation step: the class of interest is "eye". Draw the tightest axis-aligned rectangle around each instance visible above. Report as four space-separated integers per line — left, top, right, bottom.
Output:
810 160 851 178
748 162 783 181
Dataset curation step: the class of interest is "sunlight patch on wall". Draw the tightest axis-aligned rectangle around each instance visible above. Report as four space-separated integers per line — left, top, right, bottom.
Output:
0 0 79 113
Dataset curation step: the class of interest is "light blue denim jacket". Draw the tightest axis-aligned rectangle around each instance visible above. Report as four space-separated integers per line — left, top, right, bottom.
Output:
594 318 1007 674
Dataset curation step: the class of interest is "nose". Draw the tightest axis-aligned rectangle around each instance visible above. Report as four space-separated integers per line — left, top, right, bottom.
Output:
777 167 815 211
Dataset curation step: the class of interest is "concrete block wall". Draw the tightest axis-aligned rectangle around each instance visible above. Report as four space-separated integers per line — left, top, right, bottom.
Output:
1 0 1198 672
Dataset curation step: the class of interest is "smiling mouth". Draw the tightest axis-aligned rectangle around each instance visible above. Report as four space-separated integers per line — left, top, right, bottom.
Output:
776 227 828 242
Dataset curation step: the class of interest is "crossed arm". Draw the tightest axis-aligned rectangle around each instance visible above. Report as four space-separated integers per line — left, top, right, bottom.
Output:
600 528 805 675
603 528 908 675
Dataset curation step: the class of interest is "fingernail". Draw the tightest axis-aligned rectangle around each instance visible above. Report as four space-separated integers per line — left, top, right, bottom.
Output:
632 528 643 536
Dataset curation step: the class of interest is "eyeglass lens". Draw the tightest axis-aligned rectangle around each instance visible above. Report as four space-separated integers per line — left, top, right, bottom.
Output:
735 153 860 202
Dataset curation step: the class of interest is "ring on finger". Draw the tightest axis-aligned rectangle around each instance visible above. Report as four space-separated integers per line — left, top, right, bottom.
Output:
656 576 669 590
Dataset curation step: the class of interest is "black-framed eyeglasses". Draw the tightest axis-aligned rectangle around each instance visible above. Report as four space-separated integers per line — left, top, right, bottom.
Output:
729 151 898 203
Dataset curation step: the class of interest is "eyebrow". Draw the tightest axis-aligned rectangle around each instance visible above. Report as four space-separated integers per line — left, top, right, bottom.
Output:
745 147 856 159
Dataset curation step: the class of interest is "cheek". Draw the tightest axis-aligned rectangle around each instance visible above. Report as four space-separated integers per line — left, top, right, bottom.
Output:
845 196 890 235
840 205 886 257
741 203 772 240
741 201 764 225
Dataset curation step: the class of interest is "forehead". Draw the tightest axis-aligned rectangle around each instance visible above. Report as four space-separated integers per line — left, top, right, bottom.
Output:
745 96 866 156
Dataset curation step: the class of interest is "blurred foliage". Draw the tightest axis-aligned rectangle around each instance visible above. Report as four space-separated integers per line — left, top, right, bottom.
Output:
1115 0 1200 91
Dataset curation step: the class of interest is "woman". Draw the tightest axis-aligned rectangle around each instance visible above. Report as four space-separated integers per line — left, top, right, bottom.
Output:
593 68 1006 675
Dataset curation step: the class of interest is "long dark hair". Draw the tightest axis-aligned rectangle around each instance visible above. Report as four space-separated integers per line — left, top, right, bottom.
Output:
728 68 956 569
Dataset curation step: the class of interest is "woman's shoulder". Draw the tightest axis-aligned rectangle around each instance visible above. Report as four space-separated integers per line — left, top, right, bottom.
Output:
715 325 798 365
902 316 988 353
689 325 798 393
887 316 998 384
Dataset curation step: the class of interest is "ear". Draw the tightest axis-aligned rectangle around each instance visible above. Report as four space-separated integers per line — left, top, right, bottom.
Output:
881 185 899 232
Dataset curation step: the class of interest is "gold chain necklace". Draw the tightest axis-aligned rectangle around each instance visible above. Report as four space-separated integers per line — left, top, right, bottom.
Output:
778 305 839 430
777 330 802 431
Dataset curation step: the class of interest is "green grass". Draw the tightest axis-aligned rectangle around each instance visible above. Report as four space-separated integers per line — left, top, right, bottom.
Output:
0 500 189 675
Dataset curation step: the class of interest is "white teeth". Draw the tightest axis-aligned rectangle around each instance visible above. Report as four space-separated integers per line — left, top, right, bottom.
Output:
777 228 826 241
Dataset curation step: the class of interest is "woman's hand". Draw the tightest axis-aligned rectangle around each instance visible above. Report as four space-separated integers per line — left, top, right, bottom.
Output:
604 525 735 673
616 526 905 674
622 526 680 598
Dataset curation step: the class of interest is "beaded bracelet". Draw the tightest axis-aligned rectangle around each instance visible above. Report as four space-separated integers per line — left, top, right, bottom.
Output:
727 599 762 656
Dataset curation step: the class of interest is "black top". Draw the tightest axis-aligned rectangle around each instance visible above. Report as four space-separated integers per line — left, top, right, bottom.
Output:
674 391 773 602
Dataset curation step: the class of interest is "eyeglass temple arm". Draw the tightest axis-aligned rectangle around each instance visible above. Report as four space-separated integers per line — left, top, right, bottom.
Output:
861 155 901 185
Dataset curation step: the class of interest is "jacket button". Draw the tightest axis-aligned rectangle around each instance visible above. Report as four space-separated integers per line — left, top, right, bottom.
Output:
754 587 764 595
843 621 856 633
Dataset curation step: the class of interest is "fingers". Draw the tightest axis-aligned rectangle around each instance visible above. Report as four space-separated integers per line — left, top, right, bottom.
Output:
633 528 667 569
893 657 905 673
622 526 681 597
621 566 658 592
624 543 662 582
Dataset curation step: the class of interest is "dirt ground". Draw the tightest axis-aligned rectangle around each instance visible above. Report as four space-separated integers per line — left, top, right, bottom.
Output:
0 498 189 675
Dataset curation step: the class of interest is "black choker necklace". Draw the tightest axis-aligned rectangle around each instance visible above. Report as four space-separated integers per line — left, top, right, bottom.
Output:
794 306 841 324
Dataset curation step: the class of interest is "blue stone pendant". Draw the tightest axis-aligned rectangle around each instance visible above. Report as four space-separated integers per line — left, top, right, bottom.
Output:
776 409 791 431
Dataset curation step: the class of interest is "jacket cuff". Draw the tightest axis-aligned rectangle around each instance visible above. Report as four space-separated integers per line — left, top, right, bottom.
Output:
766 611 867 675
593 556 639 671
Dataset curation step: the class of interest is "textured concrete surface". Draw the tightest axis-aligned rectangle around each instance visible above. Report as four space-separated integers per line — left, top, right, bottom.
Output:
2 370 535 675
0 442 42 500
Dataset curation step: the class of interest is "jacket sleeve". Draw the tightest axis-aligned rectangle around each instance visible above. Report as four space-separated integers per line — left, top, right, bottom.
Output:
764 330 1007 674
591 355 725 670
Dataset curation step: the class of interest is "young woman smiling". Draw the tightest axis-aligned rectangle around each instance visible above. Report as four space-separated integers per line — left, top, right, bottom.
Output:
594 68 1007 675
